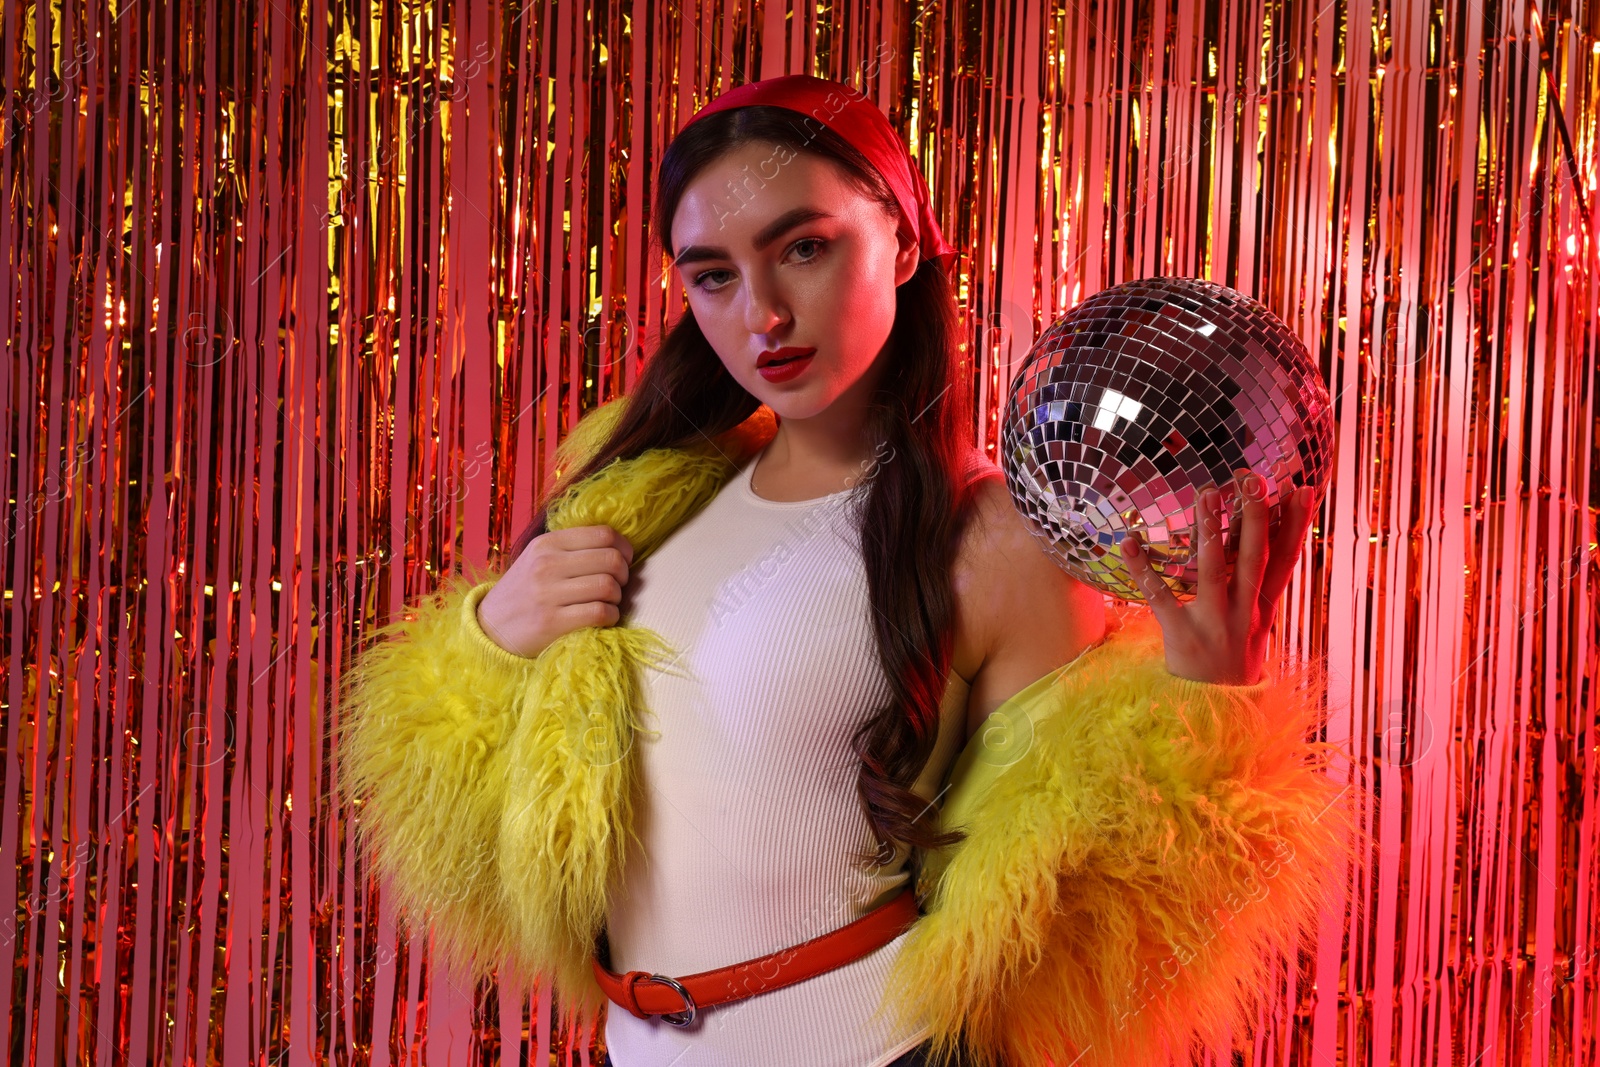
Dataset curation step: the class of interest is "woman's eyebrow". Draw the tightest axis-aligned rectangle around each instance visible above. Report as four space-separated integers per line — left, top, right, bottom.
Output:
673 207 836 266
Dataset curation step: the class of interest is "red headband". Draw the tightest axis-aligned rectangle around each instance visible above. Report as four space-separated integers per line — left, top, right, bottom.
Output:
680 75 958 271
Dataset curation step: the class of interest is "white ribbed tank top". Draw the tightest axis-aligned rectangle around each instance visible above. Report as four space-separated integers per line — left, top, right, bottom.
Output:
601 443 975 1067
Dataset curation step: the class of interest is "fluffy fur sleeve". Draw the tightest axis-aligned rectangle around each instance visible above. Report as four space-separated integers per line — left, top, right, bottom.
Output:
335 577 542 986
337 395 780 1031
336 395 640 1026
879 607 1366 1067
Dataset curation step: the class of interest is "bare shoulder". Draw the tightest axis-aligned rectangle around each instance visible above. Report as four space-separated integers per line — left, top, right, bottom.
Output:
952 474 1109 741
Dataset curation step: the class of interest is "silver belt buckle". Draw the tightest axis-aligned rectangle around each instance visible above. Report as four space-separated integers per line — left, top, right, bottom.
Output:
645 973 697 1027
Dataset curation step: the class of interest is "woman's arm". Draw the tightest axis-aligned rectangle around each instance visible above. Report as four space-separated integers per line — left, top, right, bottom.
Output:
336 397 639 1022
336 578 540 984
952 475 1107 744
883 479 1365 1067
337 396 773 1030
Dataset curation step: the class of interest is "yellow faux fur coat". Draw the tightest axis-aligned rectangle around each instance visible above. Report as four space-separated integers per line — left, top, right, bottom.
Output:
337 396 1364 1067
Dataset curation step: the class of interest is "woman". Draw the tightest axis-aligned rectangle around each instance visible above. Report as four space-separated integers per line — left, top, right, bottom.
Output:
339 75 1348 1067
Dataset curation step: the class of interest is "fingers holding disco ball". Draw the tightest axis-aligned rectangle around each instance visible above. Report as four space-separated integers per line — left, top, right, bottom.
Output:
1000 276 1335 603
1122 472 1322 609
1122 468 1274 601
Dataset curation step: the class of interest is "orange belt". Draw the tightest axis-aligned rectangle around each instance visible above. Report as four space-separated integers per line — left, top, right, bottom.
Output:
592 885 920 1027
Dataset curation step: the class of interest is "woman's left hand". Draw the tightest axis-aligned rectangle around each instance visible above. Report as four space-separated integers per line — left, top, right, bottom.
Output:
1119 469 1325 686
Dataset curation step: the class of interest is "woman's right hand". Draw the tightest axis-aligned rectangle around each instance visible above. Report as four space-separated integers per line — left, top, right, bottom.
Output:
475 524 635 658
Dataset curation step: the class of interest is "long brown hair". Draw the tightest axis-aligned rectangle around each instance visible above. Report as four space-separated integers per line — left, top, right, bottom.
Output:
509 104 976 868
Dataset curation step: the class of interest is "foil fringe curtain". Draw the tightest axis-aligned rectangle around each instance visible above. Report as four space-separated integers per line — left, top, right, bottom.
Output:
2 0 1596 1064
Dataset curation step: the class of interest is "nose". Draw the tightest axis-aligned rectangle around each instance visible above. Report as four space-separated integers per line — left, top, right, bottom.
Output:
741 272 790 336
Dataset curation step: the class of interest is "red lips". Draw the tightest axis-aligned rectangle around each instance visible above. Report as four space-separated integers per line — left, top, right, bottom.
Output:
757 346 816 368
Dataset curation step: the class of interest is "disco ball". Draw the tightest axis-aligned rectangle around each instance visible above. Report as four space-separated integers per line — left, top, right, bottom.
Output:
1000 276 1334 602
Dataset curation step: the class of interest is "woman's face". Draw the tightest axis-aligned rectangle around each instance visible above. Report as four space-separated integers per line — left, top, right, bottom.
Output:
669 140 919 422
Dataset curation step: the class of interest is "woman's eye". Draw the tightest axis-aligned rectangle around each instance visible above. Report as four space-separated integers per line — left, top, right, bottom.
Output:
692 269 733 292
791 237 826 261
691 239 826 293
